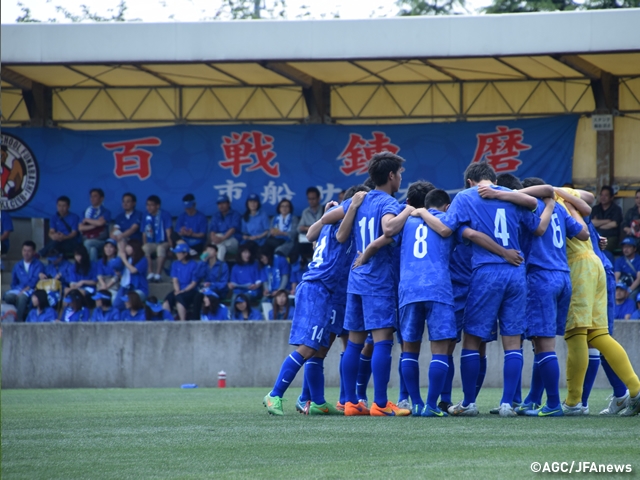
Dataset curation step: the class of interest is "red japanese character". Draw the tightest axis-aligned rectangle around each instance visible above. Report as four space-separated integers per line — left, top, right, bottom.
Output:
472 126 531 173
338 132 400 176
219 131 279 178
103 137 161 181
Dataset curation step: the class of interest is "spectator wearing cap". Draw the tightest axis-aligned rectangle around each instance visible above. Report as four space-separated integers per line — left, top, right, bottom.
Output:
614 237 640 298
79 188 112 262
1 211 13 259
121 291 146 321
614 282 636 320
111 192 143 243
591 186 624 253
228 245 262 300
65 244 97 297
59 289 90 322
141 195 173 282
265 199 299 260
111 239 148 311
163 243 199 320
209 195 242 261
175 194 208 254
297 187 323 257
25 290 57 323
89 290 120 322
40 196 81 258
145 296 174 321
631 294 640 319
240 193 270 258
3 240 44 321
231 294 263 320
197 244 229 299
622 189 640 238
200 289 230 321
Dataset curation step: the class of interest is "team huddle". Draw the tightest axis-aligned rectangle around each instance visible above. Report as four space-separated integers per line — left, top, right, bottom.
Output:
263 152 640 418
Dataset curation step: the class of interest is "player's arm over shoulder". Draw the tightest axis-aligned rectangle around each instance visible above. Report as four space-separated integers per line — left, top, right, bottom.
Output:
353 234 394 269
411 208 452 237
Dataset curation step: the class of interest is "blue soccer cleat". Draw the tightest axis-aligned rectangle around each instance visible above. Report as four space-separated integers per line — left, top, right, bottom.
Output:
422 405 448 417
525 404 564 417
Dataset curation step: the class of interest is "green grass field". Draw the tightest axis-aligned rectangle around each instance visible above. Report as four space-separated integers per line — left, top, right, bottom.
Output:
2 387 639 479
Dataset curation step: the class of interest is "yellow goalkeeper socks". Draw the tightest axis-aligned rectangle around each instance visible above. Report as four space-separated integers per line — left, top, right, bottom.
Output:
564 328 588 406
588 328 640 398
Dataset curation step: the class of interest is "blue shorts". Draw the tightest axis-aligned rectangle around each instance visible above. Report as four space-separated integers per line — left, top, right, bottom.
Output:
345 293 397 332
464 264 526 339
399 301 457 343
289 280 333 350
525 268 572 338
452 282 469 343
328 302 345 335
606 270 616 334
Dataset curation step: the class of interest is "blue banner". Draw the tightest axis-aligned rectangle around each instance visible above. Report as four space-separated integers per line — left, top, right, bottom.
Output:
2 116 577 218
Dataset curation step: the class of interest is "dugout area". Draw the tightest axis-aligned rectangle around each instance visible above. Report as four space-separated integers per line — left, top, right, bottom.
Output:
1 9 639 194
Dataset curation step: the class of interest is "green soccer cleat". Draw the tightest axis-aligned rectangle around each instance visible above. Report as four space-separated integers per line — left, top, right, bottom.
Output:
515 402 540 416
263 394 285 416
422 405 448 417
525 404 564 417
308 401 344 415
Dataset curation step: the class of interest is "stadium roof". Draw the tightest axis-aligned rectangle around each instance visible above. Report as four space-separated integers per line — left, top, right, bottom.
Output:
2 9 640 128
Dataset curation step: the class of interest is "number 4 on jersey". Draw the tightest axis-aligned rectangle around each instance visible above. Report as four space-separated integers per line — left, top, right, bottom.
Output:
494 208 510 246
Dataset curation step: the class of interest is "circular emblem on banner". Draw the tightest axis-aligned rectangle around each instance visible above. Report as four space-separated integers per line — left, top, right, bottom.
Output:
1 133 39 212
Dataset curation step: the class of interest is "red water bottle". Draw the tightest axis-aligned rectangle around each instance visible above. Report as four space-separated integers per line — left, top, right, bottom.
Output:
218 370 227 388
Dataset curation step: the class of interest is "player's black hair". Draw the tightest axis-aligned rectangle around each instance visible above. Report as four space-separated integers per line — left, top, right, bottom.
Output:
147 195 161 206
343 184 370 201
463 162 497 188
306 186 320 198
368 151 406 187
522 177 546 188
363 177 376 190
496 173 523 191
406 180 436 208
182 193 195 203
22 240 36 250
122 192 137 203
425 189 451 209
600 185 614 197
57 195 71 206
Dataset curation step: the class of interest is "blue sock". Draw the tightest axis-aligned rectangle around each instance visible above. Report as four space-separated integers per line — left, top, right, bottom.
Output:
524 358 543 405
427 355 449 410
440 354 455 404
306 358 326 405
398 352 409 402
460 349 480 406
501 349 524 405
271 351 305 398
372 340 393 408
339 352 346 404
512 348 523 404
582 349 601 407
475 355 487 396
299 367 310 402
536 351 560 409
401 352 422 409
343 341 364 404
601 355 627 398
356 353 372 401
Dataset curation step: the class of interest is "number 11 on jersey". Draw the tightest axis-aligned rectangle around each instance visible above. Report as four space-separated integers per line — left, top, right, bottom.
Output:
359 216 375 249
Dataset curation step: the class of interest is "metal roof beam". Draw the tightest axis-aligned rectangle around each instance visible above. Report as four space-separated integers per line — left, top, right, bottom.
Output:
557 55 602 80
1 67 33 90
262 62 314 88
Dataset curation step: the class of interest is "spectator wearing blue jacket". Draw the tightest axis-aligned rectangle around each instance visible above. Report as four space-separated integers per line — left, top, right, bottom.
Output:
615 237 640 298
268 289 295 320
65 245 97 297
1 210 13 256
40 196 81 257
258 250 290 302
200 289 230 321
111 192 143 242
141 195 173 282
60 289 90 322
145 297 174 321
231 294 263 321
121 291 146 321
175 193 208 254
112 239 149 311
25 290 57 323
96 239 119 293
163 243 199 320
241 193 270 251
631 294 640 319
3 241 44 321
197 244 230 299
615 282 637 320
40 249 73 288
79 188 112 262
90 290 120 322
209 195 242 261
229 245 262 300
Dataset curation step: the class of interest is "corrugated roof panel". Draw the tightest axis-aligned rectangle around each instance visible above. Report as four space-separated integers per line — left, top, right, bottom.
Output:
429 58 525 80
619 77 640 111
579 53 640 76
614 117 640 181
212 63 294 85
500 56 583 79
142 64 239 86
289 61 379 84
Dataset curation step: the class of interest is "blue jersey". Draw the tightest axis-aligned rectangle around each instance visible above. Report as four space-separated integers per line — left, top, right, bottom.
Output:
441 185 540 269
175 210 208 247
97 258 118 277
449 226 472 285
261 255 290 292
343 190 402 296
201 304 230 321
142 210 173 243
122 309 146 321
26 307 57 323
170 260 199 290
399 211 454 308
90 307 120 322
241 211 270 245
44 260 73 285
68 262 98 284
615 298 636 319
586 218 613 274
526 200 583 272
230 262 261 292
62 307 89 322
232 308 263 320
332 232 356 306
113 209 143 241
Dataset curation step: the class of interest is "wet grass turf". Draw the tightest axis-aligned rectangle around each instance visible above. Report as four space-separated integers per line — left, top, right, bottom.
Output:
2 388 639 479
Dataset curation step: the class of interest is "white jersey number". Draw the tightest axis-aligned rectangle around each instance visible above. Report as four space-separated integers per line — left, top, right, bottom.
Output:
413 224 428 259
551 213 564 248
311 325 324 342
358 216 375 249
311 235 328 268
494 208 510 247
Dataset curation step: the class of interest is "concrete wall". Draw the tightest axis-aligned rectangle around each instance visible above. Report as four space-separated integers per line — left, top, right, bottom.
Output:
3 321 639 389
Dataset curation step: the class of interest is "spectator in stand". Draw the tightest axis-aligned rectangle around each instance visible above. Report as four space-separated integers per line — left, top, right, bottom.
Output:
145 296 174 321
258 249 290 302
163 243 199 321
3 240 44 321
90 290 120 322
65 245 97 297
297 187 323 258
229 245 262 301
59 289 89 322
591 186 624 253
241 193 270 255
614 282 636 320
268 289 295 320
631 294 640 319
79 188 112 262
1 211 13 260
121 291 145 321
111 192 143 242
175 193 208 254
112 239 148 311
39 196 80 257
615 237 640 298
288 255 309 295
141 195 173 282
265 199 299 260
200 289 230 321
622 189 640 238
96 239 119 295
209 195 242 261
231 294 262 320
40 249 73 288
25 290 56 323
197 243 230 299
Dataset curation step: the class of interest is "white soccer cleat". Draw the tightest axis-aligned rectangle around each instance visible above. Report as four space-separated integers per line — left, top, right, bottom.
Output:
561 401 586 416
619 391 640 417
499 402 517 417
448 401 479 417
599 391 629 415
397 399 411 410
